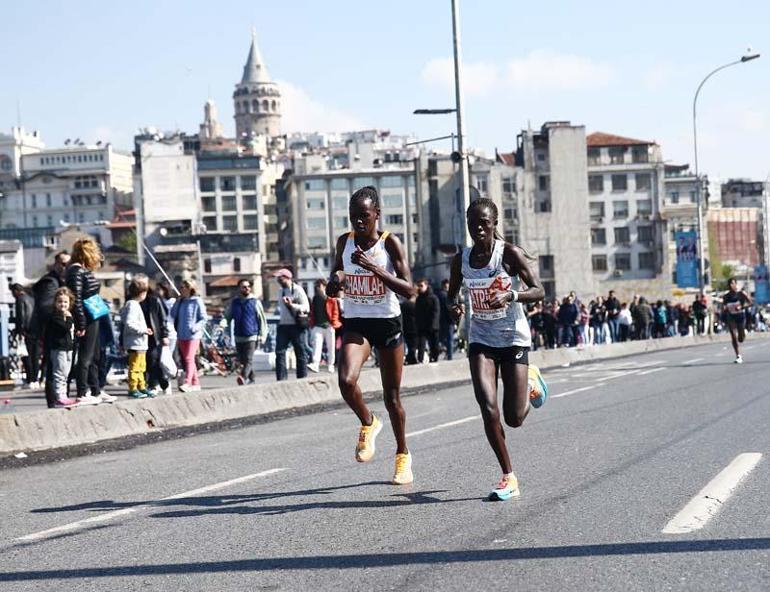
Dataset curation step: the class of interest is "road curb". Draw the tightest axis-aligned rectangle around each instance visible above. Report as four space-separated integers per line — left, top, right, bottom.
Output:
0 332 761 457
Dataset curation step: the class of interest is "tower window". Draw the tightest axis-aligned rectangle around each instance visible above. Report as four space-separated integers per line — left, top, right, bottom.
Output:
262 99 269 112
252 99 259 112
271 100 276 111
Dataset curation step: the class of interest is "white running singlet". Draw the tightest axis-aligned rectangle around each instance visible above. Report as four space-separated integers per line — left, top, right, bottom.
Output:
342 231 401 319
462 239 531 348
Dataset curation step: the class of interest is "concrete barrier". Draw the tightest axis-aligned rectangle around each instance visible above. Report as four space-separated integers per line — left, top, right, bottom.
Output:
0 332 762 457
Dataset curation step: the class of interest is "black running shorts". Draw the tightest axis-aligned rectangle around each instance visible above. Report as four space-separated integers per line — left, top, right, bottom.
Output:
469 343 529 365
344 316 403 349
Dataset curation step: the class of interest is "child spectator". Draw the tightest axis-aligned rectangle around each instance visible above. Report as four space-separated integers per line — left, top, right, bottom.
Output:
120 278 153 399
45 287 78 408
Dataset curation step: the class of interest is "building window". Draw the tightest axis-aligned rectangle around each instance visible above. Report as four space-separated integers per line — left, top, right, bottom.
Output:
47 215 53 226
590 202 605 222
592 255 608 272
689 191 697 203
306 198 325 210
613 200 629 219
222 216 238 232
538 200 551 213
353 177 375 189
475 175 489 194
331 178 348 191
31 194 37 207
221 195 237 211
588 175 604 193
382 194 403 208
220 176 236 192
611 174 627 191
536 152 546 162
636 173 651 191
638 225 654 242
502 177 515 194
591 228 606 245
202 196 217 212
332 196 348 211
334 216 348 229
240 176 257 190
32 215 38 227
307 236 327 249
615 253 631 271
46 193 52 207
637 199 653 216
380 176 403 188
305 179 326 191
504 208 516 221
538 175 549 191
242 194 257 210
200 177 215 192
587 147 601 165
386 214 404 225
614 227 630 245
609 147 625 164
202 216 217 232
638 252 655 269
233 257 241 272
632 146 649 163
669 191 680 204
243 215 258 230
204 259 212 273
306 217 326 230
538 255 554 278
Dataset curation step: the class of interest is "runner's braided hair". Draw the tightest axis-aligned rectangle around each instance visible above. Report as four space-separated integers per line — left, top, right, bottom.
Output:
350 185 380 209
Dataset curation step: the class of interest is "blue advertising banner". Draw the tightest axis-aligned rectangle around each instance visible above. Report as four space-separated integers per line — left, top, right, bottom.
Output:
675 231 699 288
754 265 769 304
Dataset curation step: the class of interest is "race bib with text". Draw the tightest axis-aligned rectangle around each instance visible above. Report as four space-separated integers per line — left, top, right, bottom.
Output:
466 274 512 321
346 272 387 306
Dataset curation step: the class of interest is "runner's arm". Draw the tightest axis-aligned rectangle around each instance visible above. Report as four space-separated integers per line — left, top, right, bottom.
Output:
326 234 348 297
501 243 545 304
446 253 464 322
366 234 415 299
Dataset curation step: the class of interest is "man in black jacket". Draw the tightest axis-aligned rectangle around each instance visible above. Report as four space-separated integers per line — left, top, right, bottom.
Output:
415 279 440 363
11 284 37 388
137 275 171 395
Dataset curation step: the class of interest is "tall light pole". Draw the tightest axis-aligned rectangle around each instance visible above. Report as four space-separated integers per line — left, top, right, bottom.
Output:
692 50 760 293
451 0 471 248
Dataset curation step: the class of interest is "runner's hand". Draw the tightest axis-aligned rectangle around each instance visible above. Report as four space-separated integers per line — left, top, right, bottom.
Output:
487 290 511 309
326 276 341 297
351 246 376 271
448 303 464 323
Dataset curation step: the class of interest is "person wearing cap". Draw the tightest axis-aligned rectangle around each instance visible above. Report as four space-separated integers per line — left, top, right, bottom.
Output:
274 268 310 381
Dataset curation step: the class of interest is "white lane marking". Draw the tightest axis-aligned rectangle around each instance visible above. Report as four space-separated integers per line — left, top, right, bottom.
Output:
682 358 704 364
17 468 288 543
552 385 595 399
662 453 763 535
407 415 479 437
637 367 666 376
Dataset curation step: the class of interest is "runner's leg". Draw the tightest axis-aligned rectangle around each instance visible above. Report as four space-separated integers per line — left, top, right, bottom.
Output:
378 343 407 454
500 358 530 428
338 332 373 425
470 353 511 474
728 321 740 356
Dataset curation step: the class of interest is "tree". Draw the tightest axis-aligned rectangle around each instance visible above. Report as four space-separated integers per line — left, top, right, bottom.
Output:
115 233 138 258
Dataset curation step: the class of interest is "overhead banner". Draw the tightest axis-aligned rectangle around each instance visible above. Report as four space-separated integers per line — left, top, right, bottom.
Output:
754 265 769 304
675 231 698 288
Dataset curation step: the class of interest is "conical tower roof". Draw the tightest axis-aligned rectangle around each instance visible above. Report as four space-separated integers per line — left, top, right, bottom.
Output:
241 30 271 85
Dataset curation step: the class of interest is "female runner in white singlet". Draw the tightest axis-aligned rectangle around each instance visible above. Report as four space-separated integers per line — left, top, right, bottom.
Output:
447 198 547 501
326 186 417 485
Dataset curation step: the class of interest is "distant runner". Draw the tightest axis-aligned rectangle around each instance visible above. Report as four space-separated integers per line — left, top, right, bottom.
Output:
447 198 548 501
723 277 751 364
326 186 417 485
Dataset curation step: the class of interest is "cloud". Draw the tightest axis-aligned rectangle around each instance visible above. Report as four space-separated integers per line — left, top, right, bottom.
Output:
420 58 500 97
420 50 613 97
277 80 366 133
505 50 613 91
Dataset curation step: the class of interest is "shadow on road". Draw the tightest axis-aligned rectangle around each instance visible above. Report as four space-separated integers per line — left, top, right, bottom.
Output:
1 538 768 581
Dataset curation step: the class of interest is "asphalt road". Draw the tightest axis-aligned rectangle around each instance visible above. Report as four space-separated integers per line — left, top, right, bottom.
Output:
1 340 768 591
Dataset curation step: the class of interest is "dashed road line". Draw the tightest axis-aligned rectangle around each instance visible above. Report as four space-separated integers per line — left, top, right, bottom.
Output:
406 415 480 437
662 453 763 535
682 358 704 364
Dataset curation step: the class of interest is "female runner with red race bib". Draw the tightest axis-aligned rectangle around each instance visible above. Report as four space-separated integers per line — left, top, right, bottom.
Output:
447 198 547 501
326 186 417 484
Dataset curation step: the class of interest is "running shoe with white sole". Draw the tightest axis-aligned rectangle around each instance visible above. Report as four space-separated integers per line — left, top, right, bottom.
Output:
392 452 414 485
355 415 382 462
97 391 118 403
734 355 743 364
76 395 101 406
128 390 148 399
488 474 520 501
528 365 548 409
54 398 79 408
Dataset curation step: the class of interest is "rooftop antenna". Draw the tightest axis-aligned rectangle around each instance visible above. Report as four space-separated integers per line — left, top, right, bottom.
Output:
15 96 21 127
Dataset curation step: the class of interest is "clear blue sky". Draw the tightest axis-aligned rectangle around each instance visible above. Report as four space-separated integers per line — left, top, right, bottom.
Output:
4 0 769 180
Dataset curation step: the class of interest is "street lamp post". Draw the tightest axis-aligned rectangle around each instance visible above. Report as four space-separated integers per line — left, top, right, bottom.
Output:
451 0 471 248
692 51 760 294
